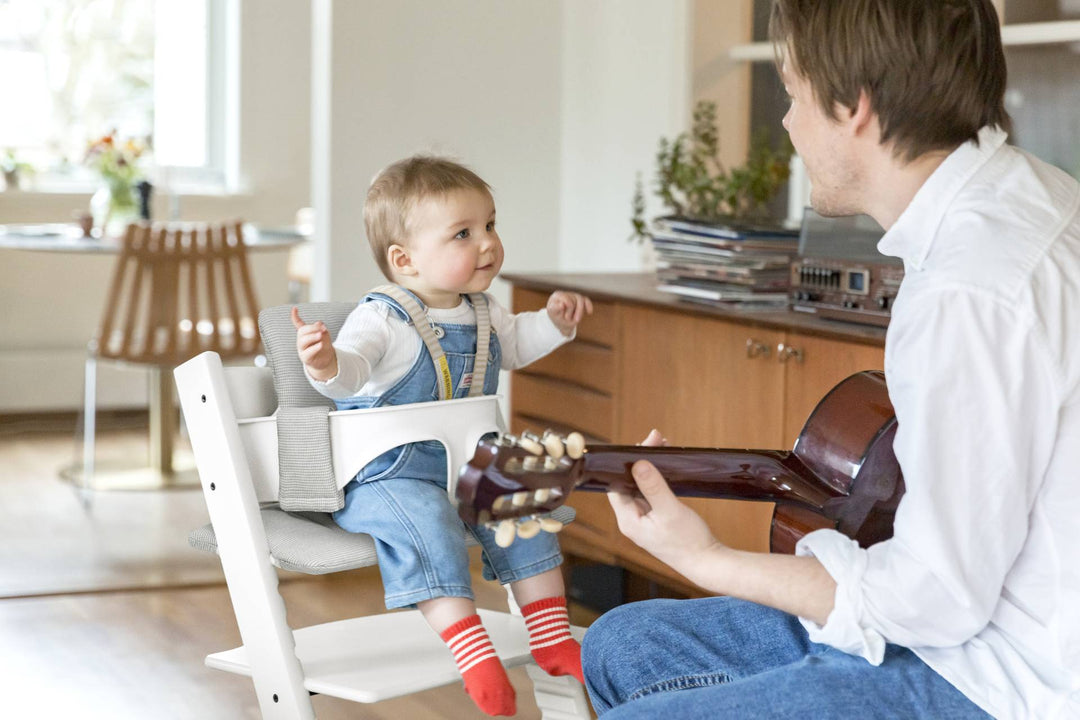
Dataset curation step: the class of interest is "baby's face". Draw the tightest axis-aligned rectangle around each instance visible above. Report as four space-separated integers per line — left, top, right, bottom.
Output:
400 188 503 309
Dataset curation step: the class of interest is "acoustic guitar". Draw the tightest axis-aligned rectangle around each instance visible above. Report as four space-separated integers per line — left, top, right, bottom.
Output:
456 370 904 553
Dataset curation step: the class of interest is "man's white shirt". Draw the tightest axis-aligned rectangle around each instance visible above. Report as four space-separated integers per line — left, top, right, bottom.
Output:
796 128 1080 719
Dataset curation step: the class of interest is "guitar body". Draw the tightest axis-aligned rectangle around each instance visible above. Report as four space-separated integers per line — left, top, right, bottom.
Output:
458 371 905 553
769 369 903 552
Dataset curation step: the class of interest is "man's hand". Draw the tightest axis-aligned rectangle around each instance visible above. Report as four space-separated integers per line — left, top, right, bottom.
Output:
291 306 338 381
546 291 593 336
607 429 723 584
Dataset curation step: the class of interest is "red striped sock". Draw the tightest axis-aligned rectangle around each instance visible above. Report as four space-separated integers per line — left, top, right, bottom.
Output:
440 615 516 716
521 596 583 683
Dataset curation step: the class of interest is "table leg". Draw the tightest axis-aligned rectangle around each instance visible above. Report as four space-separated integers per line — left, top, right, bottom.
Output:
61 364 198 491
149 367 175 475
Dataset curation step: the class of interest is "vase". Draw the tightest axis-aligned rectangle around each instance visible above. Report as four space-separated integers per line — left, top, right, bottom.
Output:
90 182 140 237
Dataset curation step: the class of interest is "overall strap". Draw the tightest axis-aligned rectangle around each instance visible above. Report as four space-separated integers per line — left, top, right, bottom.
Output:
466 293 491 398
370 284 453 400
370 285 491 401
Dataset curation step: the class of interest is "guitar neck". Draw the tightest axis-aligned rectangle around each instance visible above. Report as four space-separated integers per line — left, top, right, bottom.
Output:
576 445 838 514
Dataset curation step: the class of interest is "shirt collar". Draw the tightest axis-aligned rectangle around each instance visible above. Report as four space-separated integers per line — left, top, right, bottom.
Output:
877 126 1008 271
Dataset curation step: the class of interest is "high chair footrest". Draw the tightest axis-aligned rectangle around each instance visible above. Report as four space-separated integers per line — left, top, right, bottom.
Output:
206 608 585 703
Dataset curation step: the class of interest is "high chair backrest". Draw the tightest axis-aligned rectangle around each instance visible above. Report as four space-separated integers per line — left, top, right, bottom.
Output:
95 221 260 366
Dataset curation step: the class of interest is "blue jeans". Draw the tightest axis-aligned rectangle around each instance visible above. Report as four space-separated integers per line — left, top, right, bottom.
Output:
334 463 563 609
582 597 993 719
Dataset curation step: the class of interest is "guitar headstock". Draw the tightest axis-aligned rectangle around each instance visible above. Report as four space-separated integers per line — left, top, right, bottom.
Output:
457 429 587 547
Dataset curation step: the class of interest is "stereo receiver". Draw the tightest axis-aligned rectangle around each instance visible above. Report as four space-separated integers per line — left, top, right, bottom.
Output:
789 209 904 327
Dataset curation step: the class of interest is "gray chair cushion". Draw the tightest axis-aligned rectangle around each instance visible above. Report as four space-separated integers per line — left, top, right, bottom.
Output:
189 505 577 575
259 302 356 410
259 302 357 512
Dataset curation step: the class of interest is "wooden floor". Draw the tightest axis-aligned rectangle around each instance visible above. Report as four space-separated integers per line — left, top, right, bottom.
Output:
0 416 599 719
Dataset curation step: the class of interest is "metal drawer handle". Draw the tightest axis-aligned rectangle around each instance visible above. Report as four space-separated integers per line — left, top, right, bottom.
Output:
746 338 771 359
777 343 804 364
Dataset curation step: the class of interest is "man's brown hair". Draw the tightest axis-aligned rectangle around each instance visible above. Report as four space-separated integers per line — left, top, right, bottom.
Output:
770 0 1012 163
364 155 491 280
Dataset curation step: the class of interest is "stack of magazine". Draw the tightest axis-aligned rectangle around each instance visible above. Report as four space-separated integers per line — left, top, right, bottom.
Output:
650 216 799 310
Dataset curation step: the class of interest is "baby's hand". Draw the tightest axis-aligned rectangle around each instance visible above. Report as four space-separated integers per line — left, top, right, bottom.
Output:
546 291 593 336
291 307 338 381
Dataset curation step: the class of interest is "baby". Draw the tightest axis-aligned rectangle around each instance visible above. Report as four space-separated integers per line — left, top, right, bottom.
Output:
292 155 592 716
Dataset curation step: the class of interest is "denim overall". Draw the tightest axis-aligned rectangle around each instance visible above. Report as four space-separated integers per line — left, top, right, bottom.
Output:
332 287 563 609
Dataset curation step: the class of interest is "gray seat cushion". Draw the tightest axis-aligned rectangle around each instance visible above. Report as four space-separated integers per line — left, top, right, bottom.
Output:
259 302 357 512
189 505 577 575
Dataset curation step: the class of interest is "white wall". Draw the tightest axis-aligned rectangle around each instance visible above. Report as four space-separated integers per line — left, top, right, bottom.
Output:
559 1 692 272
311 0 691 301
311 0 564 307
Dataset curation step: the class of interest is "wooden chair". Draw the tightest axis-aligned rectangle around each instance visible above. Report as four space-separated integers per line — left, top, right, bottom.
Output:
81 221 261 488
174 350 590 718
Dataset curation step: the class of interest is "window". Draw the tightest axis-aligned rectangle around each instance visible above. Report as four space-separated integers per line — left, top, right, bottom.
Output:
0 0 233 191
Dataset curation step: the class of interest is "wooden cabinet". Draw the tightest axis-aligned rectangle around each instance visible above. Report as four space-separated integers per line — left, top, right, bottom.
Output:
508 278 885 593
778 331 888 447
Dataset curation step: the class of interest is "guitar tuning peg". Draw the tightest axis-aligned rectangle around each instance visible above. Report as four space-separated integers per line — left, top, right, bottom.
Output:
533 488 551 503
495 519 517 548
511 491 529 507
523 455 542 471
516 518 541 539
544 456 559 471
541 431 565 459
518 430 544 456
565 432 586 459
539 517 564 534
498 434 519 448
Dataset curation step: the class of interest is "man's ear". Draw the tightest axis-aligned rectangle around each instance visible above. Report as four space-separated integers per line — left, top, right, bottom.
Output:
387 244 416 277
848 89 876 137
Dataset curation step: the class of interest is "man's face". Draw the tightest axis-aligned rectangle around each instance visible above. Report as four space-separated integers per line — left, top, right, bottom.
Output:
780 59 861 217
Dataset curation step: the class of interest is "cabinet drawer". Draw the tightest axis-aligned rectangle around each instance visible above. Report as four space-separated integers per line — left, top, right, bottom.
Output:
512 287 616 347
511 374 614 441
526 341 615 395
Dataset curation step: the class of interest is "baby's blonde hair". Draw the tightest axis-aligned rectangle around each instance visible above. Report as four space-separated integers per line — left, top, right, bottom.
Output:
364 155 492 280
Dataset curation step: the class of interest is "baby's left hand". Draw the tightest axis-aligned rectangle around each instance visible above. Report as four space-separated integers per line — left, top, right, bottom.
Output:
547 291 593 336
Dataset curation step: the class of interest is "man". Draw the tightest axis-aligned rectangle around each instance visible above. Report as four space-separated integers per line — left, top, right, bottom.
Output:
581 1 1080 718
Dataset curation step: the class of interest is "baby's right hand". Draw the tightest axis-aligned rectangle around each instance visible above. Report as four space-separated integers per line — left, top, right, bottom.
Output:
291 307 338 381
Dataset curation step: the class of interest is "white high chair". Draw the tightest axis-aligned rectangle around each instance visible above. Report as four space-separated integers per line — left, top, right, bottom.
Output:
175 350 590 719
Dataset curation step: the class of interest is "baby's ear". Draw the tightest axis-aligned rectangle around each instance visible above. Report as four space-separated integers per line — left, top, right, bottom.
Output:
387 244 416 277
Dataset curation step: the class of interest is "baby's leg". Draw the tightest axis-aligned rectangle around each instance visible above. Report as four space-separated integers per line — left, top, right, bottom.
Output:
337 477 516 716
418 595 478 633
510 565 566 606
420 595 516 716
511 568 583 684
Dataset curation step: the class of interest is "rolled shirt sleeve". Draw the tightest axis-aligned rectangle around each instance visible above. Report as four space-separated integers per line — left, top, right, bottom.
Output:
796 285 1059 663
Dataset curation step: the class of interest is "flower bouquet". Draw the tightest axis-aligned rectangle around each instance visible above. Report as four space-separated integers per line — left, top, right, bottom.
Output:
85 131 149 234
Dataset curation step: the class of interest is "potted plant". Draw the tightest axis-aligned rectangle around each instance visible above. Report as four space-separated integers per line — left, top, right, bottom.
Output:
630 100 794 243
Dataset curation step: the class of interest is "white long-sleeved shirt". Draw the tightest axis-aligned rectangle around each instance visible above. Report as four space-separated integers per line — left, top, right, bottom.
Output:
796 127 1080 719
308 292 570 399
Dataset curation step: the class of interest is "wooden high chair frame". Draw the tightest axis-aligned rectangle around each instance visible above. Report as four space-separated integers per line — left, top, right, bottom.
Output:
174 351 591 719
80 221 261 490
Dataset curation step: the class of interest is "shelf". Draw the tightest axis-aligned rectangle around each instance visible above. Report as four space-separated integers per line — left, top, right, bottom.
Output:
730 20 1080 63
